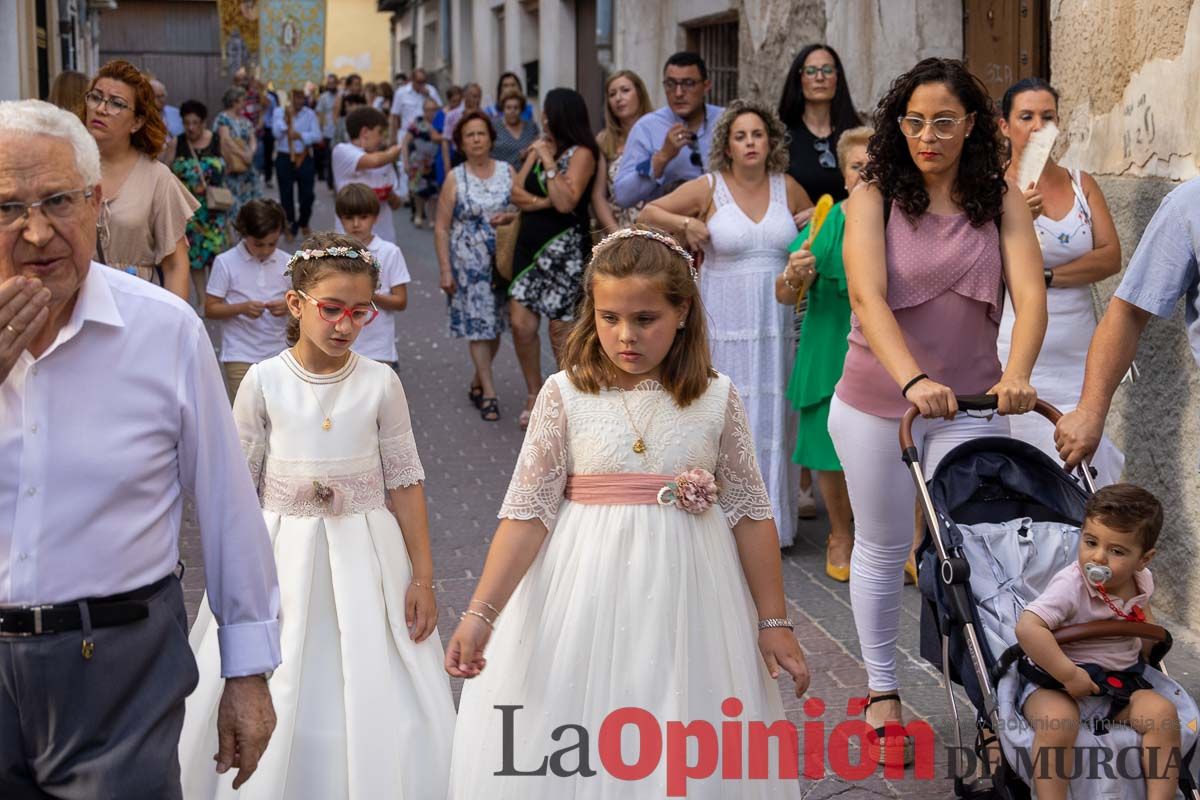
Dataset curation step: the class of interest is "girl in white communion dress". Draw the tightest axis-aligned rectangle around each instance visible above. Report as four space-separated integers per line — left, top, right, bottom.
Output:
445 228 811 799
179 232 455 800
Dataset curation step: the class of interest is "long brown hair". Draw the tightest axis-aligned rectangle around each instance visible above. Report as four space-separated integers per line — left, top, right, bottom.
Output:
599 70 653 161
562 231 715 407
286 231 380 346
88 60 167 157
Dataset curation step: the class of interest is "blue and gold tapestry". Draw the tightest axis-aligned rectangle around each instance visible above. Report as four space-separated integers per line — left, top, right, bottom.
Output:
259 0 326 91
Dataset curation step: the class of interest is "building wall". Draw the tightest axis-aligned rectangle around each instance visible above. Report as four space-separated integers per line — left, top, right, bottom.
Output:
1051 0 1200 627
325 0 394 84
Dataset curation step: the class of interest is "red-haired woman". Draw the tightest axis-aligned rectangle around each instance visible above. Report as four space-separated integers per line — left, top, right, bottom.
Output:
84 59 197 300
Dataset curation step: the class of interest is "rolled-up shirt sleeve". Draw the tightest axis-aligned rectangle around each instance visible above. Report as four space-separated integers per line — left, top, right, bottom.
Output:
299 110 322 147
270 107 287 143
177 318 281 678
613 116 659 209
1115 194 1199 319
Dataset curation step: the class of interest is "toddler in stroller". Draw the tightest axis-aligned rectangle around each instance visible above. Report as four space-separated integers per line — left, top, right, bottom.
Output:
1015 484 1178 800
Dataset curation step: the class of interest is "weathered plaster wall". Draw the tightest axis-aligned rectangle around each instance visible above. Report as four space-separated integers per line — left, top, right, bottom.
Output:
1052 0 1200 628
736 0 825 105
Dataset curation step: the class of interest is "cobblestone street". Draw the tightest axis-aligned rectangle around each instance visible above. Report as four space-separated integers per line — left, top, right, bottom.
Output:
178 184 1200 799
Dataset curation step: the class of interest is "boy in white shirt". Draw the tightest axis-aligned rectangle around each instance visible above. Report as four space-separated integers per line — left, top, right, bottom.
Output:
333 107 403 242
205 199 292 401
336 183 411 369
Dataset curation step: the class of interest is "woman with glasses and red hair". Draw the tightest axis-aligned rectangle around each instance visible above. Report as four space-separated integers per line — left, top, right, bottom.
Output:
82 59 198 301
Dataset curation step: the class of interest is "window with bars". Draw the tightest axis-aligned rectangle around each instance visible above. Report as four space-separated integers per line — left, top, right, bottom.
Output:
686 17 738 107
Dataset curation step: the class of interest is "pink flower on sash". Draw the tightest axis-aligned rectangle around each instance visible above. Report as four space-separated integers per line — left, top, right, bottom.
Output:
657 469 718 514
296 480 344 515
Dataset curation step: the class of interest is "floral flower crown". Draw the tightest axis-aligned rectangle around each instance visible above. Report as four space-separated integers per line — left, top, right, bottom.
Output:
285 246 376 276
590 227 698 282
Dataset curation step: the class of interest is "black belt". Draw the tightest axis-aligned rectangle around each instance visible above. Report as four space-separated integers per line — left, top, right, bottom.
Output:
0 574 174 638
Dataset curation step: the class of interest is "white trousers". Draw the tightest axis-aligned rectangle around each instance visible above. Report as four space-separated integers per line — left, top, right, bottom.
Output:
827 394 1009 691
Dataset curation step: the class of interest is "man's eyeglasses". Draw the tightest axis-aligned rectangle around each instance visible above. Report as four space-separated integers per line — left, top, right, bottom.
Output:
84 90 133 115
687 136 702 167
297 290 379 326
802 65 837 78
663 78 701 93
0 189 94 230
813 138 837 170
897 114 972 140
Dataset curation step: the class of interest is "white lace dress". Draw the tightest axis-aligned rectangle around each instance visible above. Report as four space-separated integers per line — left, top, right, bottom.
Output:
179 352 456 800
448 372 801 799
702 172 800 546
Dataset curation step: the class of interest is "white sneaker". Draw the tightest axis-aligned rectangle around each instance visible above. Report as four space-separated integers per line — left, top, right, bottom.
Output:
797 486 818 519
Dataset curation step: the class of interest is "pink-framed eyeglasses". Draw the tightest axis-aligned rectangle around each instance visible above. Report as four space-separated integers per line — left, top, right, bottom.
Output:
297 290 379 326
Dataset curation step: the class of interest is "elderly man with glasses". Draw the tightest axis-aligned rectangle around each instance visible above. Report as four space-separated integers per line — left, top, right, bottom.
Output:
613 51 724 208
0 99 281 798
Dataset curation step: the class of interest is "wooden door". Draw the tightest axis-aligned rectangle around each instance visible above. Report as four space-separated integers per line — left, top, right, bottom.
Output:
963 0 1049 101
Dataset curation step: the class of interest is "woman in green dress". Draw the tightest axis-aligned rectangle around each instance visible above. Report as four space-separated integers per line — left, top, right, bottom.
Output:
775 126 872 581
171 100 230 308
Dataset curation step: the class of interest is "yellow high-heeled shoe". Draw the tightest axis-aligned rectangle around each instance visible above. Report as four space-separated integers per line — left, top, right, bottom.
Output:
825 536 851 582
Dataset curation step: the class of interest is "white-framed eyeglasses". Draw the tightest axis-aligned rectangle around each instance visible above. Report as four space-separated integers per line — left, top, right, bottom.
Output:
897 114 972 140
0 189 94 230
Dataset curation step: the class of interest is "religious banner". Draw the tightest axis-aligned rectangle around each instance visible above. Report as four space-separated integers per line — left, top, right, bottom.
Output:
259 0 326 92
218 0 260 77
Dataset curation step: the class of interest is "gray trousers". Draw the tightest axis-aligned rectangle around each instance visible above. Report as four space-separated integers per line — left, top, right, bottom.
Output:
0 576 199 799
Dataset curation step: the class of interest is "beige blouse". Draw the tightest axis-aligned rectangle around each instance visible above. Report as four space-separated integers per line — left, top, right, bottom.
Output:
98 154 199 281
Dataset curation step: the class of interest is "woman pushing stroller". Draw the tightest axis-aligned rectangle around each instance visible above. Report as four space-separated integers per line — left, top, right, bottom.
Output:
1016 484 1181 800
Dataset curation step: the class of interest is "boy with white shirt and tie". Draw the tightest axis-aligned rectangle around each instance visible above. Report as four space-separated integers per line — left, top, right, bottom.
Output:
336 183 410 370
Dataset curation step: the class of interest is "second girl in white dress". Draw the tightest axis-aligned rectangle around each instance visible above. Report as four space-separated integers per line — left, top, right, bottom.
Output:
179 233 456 799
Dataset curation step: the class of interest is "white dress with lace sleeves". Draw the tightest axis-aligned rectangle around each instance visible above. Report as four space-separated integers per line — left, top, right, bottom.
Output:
230 362 269 489
449 371 800 799
378 370 425 489
497 375 568 528
716 380 775 528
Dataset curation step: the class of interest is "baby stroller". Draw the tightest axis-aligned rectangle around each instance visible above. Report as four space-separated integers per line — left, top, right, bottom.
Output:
905 396 1200 799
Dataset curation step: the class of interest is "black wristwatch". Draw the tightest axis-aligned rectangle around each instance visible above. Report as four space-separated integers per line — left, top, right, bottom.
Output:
1044 268 1054 288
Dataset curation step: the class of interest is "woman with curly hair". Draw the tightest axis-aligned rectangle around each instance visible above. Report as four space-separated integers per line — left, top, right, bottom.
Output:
84 59 198 300
828 58 1045 762
640 99 813 547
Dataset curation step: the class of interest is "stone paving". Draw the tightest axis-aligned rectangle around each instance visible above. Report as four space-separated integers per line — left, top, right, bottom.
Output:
179 183 1200 799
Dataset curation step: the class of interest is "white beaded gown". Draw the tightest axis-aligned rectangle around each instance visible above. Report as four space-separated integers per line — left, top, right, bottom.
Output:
701 172 800 546
178 351 456 800
448 371 803 799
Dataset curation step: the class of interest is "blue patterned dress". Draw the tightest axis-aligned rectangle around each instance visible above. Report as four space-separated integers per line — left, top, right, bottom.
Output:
448 161 513 339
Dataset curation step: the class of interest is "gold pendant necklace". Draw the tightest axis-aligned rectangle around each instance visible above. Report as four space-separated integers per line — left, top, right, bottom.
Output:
291 348 351 431
617 385 662 455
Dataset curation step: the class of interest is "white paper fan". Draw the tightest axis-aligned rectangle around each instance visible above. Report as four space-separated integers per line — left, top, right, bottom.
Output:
1016 123 1058 189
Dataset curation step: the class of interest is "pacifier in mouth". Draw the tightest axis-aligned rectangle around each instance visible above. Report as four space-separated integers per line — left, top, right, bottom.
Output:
1084 562 1112 586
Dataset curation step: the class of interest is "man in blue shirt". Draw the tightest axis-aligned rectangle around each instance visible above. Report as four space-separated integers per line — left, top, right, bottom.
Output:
1056 177 1200 467
613 51 724 209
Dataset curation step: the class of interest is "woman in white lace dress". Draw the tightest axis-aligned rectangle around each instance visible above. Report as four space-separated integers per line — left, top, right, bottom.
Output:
641 100 813 547
180 233 456 799
444 230 809 798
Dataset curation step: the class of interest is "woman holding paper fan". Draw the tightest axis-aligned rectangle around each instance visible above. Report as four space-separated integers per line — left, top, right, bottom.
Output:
640 99 812 547
997 78 1125 485
775 125 873 580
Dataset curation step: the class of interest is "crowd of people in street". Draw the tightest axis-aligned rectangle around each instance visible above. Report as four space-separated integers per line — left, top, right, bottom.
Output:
3 37 1200 799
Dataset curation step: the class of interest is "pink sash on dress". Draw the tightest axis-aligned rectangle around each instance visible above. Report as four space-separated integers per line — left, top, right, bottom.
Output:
563 473 674 505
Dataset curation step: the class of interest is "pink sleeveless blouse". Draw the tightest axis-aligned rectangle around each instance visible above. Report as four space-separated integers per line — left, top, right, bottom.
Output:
835 204 1004 418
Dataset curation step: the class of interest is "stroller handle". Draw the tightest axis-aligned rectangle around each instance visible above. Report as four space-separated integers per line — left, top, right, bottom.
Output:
992 622 1172 687
899 395 1065 451
1052 620 1168 646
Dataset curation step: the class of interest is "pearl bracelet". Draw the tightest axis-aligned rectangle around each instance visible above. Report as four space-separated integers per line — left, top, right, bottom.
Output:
757 617 794 631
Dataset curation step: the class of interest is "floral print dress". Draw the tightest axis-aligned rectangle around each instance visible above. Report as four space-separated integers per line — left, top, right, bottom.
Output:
448 161 513 340
509 147 591 322
214 111 261 217
171 134 230 271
